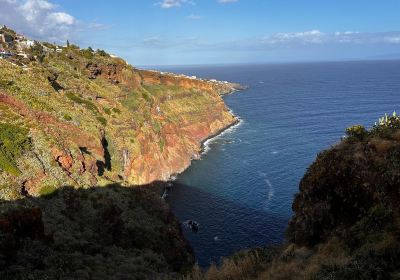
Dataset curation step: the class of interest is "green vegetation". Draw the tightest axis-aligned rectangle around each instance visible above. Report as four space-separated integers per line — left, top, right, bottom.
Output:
96 49 109 57
104 107 111 115
112 107 121 114
65 92 99 113
122 91 141 112
142 90 153 104
38 185 57 197
80 47 94 59
63 114 72 121
346 124 367 141
96 116 107 126
0 123 31 176
344 112 400 143
65 92 108 125
0 185 194 279
159 138 165 152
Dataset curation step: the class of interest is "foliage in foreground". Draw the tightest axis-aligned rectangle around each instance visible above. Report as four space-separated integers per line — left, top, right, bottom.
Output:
0 185 194 280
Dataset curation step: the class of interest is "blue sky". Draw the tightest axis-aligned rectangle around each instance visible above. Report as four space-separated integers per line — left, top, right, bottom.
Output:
1 0 400 65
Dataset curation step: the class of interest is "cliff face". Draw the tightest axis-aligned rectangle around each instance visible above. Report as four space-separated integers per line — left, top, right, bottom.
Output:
0 33 239 199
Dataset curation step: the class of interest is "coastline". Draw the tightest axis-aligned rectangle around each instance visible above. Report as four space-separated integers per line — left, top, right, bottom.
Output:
166 87 245 183
200 116 241 155
164 117 241 186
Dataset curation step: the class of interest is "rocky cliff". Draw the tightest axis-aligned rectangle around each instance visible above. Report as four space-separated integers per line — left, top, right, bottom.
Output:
0 28 240 199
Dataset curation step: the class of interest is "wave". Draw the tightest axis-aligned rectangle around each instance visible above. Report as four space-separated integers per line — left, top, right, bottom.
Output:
201 119 243 156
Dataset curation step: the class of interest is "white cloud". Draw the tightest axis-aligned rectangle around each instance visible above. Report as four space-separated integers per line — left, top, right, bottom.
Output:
385 36 400 44
259 30 400 46
155 0 194 8
186 14 201 20
263 30 325 45
0 0 105 43
45 12 75 25
0 0 77 42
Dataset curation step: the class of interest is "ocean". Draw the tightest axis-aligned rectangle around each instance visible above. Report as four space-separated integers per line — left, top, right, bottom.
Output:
152 60 400 266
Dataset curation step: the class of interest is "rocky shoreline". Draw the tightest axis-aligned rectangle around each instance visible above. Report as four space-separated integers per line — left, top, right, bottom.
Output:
166 85 245 181
199 117 241 155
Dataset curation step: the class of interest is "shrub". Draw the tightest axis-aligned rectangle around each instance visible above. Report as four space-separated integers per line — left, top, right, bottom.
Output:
104 108 111 115
65 92 99 113
63 114 72 121
346 125 368 141
122 91 141 112
80 48 94 59
112 108 121 114
97 116 107 126
96 49 109 57
371 112 400 138
0 123 31 176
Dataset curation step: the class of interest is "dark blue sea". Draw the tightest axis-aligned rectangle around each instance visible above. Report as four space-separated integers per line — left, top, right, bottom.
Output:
152 60 400 266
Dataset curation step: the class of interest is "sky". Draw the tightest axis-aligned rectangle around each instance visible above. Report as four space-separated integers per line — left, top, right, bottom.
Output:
1 0 400 65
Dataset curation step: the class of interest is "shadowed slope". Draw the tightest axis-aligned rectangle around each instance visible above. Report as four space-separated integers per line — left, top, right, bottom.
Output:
0 184 194 280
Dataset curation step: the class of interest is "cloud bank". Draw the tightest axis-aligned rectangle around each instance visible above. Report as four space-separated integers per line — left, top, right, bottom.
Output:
259 30 400 46
0 0 78 42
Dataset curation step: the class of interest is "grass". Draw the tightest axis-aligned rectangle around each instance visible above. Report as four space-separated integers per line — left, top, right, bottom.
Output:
0 123 31 176
38 185 57 197
65 92 99 113
122 90 142 112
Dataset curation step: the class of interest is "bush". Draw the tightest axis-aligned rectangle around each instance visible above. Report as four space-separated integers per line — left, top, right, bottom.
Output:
104 108 111 115
80 48 94 59
96 49 109 57
346 125 368 141
0 123 31 176
63 114 72 121
112 108 121 114
96 116 107 126
371 112 400 138
65 92 99 113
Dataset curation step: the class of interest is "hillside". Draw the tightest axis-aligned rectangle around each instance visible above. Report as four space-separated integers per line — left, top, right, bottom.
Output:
0 184 194 279
0 26 241 199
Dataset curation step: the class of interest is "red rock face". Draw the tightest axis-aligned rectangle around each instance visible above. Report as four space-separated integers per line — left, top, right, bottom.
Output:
52 148 74 172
